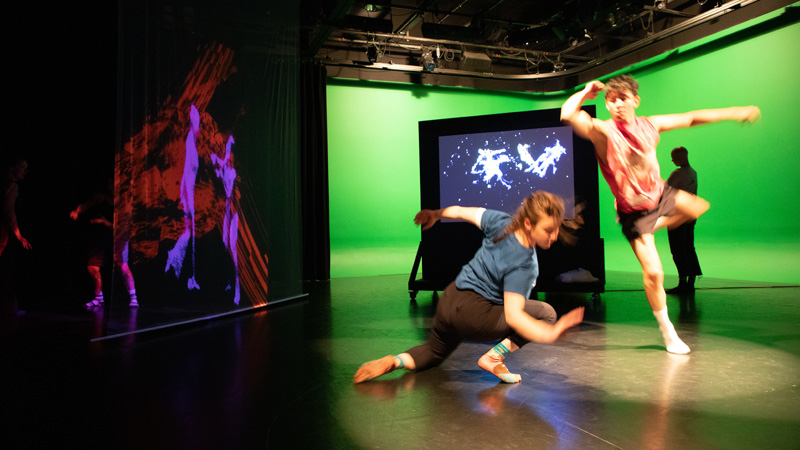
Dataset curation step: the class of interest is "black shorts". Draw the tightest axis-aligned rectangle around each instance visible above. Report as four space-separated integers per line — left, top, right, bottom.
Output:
86 226 113 267
617 185 678 241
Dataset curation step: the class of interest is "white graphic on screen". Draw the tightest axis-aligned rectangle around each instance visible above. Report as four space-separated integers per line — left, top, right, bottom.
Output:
519 140 567 177
471 148 513 189
439 127 575 216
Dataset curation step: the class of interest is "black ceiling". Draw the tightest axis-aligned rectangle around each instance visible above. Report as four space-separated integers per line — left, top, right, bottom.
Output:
303 0 793 91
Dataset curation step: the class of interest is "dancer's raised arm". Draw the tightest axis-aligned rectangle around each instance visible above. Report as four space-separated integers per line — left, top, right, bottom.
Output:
414 206 485 230
649 106 761 133
504 292 584 343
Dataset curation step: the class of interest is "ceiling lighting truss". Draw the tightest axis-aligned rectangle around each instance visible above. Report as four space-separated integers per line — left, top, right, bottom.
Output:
318 0 789 85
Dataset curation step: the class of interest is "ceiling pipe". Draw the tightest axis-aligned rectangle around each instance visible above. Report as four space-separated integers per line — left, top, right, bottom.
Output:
327 30 593 62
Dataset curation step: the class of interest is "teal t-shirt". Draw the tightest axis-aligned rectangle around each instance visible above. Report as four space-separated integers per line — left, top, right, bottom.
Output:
454 209 539 303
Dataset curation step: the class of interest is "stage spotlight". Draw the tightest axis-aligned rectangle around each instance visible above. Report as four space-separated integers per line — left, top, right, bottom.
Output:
421 50 436 71
366 46 378 63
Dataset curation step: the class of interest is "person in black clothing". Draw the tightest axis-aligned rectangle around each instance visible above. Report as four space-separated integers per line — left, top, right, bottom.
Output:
1 157 31 257
665 146 701 293
70 178 138 308
1 156 32 320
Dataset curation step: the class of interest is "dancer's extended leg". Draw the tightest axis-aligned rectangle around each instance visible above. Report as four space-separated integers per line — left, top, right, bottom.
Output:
165 230 189 277
85 265 104 308
478 339 522 383
354 353 414 383
631 234 690 354
656 190 709 232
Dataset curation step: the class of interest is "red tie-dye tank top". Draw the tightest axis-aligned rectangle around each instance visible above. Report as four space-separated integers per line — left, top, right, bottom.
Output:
598 117 663 213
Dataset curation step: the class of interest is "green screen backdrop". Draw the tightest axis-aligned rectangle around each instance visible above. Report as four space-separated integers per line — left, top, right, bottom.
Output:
327 7 800 284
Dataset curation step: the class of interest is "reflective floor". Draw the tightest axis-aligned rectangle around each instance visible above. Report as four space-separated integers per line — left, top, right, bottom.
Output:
4 272 800 450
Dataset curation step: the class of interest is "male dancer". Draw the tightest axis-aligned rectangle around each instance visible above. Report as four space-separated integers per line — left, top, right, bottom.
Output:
560 75 759 354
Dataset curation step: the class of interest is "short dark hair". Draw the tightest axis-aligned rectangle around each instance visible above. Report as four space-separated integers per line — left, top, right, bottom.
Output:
671 146 688 157
605 74 639 97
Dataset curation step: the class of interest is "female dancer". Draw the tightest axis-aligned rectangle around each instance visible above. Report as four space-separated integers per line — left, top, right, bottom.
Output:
354 191 585 384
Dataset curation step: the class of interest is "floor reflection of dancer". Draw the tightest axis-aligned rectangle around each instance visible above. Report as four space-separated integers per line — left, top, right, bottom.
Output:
561 74 760 354
166 104 201 290
211 136 239 304
637 354 690 450
70 178 138 308
354 191 584 384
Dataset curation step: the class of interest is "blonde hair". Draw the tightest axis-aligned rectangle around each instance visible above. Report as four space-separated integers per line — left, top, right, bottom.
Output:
494 191 577 244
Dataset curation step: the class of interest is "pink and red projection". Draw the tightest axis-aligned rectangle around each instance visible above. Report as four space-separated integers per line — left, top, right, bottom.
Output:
116 43 268 307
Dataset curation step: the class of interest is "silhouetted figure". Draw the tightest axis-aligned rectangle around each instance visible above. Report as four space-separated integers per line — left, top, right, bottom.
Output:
1 157 31 257
165 104 201 290
1 156 31 320
211 135 240 304
666 147 701 293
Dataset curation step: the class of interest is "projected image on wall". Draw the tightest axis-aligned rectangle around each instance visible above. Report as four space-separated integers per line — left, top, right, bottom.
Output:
116 43 269 309
438 126 575 218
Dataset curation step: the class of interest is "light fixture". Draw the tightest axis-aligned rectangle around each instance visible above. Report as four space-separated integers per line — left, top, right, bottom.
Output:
421 50 436 71
553 56 565 71
366 46 378 63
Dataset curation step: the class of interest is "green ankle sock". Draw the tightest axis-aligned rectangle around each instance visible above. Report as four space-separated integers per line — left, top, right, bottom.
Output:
491 342 511 358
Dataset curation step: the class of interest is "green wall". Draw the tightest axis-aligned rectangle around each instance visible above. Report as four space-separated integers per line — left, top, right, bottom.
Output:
327 7 800 284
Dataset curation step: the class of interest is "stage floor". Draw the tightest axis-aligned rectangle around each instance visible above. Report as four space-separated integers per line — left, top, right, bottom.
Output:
4 272 800 449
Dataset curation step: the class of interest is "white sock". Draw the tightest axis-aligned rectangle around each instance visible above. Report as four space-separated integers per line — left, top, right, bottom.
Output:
653 307 690 354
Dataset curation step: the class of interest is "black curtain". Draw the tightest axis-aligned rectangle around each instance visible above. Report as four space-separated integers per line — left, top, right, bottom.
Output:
300 61 330 281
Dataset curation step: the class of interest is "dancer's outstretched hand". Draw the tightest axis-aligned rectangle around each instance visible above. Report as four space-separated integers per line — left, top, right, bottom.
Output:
740 106 761 123
414 209 441 231
353 355 397 384
18 235 31 250
553 306 585 337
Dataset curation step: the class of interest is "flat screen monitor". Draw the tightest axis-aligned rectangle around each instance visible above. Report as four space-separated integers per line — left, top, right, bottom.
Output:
420 106 597 221
416 106 603 293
